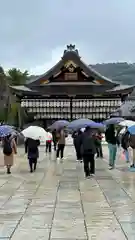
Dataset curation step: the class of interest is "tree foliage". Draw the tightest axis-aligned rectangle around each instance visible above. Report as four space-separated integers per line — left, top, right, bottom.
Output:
0 67 29 127
7 68 28 86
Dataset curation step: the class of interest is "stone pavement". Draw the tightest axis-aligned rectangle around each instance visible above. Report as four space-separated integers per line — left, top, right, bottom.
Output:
0 146 135 239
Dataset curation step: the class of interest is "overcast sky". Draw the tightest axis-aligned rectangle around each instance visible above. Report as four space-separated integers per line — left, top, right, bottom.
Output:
0 0 135 74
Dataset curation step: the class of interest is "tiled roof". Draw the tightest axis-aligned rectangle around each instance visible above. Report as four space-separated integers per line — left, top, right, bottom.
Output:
10 85 32 91
112 100 135 117
107 85 134 92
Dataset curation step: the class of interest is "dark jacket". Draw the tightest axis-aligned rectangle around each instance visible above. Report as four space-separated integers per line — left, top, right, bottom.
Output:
81 131 96 155
25 138 40 159
129 135 135 149
52 130 57 143
72 131 78 146
74 132 82 150
121 131 130 150
105 126 118 145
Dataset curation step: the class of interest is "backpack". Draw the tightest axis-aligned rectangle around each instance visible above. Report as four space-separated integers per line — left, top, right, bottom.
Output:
3 138 12 156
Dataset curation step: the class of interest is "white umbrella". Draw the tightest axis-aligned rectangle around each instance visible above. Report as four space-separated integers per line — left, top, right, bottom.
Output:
119 120 135 127
21 126 48 145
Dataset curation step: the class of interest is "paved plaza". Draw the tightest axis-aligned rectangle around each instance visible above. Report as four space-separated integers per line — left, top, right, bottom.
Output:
0 146 135 239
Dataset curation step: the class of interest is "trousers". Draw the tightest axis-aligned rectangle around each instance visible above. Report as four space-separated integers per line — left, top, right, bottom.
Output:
46 141 52 153
29 158 37 171
96 144 103 158
108 143 117 166
83 153 95 176
53 141 57 151
124 149 129 162
56 144 65 159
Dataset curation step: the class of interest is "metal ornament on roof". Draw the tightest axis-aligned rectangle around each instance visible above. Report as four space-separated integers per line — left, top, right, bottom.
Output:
63 44 79 55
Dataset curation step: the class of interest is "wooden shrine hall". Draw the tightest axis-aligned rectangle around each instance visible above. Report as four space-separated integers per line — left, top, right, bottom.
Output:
11 44 135 126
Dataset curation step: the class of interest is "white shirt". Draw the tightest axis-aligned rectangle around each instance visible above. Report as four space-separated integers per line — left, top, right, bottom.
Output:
46 132 52 141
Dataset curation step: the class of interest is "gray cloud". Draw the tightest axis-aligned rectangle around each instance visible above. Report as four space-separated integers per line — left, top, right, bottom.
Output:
0 0 135 73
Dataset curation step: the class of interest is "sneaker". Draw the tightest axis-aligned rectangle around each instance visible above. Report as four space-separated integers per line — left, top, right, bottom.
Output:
91 174 95 177
109 166 114 170
57 158 60 161
85 175 90 179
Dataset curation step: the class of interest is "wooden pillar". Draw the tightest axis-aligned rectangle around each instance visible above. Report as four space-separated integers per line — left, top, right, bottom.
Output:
70 97 73 121
69 95 75 121
16 95 22 128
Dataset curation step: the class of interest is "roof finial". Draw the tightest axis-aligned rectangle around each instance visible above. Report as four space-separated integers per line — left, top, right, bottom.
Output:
67 44 75 51
63 44 79 55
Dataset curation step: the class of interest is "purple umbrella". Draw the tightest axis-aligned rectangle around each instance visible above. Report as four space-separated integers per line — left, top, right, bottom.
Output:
0 125 14 137
50 120 69 130
104 117 124 125
68 118 94 130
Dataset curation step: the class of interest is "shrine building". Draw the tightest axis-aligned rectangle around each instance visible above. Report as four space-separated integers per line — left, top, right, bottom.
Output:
10 44 135 127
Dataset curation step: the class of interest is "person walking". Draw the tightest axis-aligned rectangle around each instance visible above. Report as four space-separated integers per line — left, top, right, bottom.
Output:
95 131 103 158
105 124 118 169
129 134 135 168
74 130 83 162
46 129 52 154
121 126 130 163
81 126 96 178
72 131 78 155
3 134 17 174
56 127 67 160
25 138 40 173
52 129 57 151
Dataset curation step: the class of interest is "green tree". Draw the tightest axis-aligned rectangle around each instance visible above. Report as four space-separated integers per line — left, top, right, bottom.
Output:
6 68 29 127
0 66 9 122
7 68 28 86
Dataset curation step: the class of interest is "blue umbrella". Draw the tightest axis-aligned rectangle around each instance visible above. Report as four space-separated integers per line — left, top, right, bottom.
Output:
50 120 69 130
89 122 105 129
0 125 14 137
68 118 94 130
104 117 124 125
128 125 135 135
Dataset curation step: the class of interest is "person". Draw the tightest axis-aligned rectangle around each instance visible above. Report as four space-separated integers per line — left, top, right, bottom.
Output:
56 127 67 160
72 131 79 160
46 129 52 154
73 130 83 162
3 134 17 174
121 126 130 163
24 137 27 153
105 124 119 170
81 126 96 178
25 138 40 173
95 131 103 158
52 129 57 151
129 134 135 168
